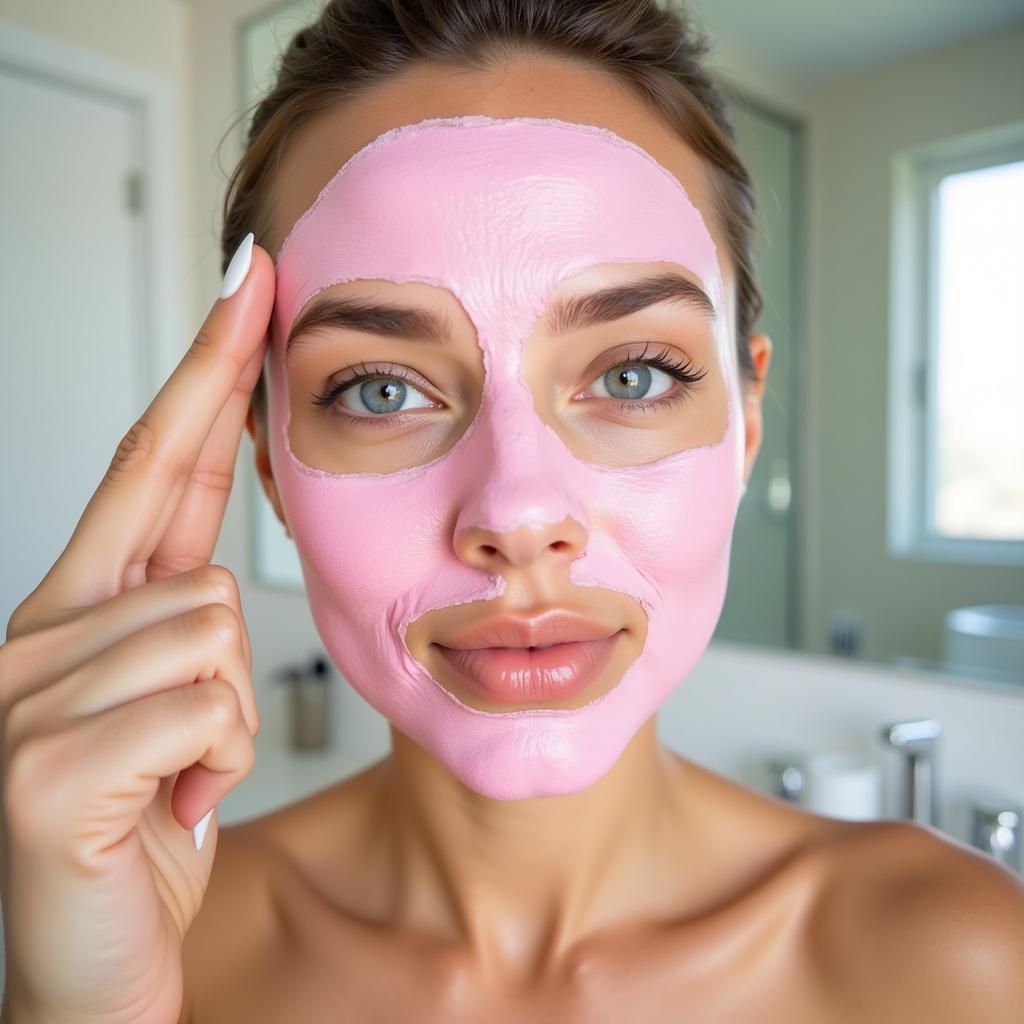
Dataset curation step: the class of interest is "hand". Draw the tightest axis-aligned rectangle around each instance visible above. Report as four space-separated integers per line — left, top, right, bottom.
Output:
0 234 275 1024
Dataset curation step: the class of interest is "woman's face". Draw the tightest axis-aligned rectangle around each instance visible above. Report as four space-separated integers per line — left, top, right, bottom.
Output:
254 55 763 800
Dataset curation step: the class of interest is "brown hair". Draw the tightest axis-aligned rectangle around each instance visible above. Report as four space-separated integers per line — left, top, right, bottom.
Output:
220 0 763 413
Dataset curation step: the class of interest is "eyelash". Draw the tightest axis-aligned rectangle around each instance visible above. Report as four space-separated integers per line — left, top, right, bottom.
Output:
310 345 709 429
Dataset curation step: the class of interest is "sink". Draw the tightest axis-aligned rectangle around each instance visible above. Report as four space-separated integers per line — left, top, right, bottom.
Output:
943 605 1024 680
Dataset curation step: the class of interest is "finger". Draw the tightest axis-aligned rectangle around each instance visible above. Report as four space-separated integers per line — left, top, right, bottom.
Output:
36 239 275 608
1 565 252 698
146 339 267 581
5 601 258 753
4 676 255 858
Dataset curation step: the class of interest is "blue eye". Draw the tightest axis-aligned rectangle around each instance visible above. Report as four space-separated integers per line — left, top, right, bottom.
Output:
311 345 708 429
311 363 436 427
588 345 708 408
592 362 671 401
339 376 433 416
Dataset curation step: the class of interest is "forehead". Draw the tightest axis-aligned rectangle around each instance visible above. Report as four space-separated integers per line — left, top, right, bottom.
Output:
267 54 728 267
273 115 726 346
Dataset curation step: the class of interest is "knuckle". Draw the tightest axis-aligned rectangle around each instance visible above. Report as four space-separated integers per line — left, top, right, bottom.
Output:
189 465 235 495
2 692 37 752
196 677 240 726
106 418 158 480
187 326 216 356
3 729 60 821
5 602 29 641
148 552 206 579
185 324 250 377
194 564 240 609
0 642 14 699
5 595 43 641
149 443 195 486
188 602 240 646
104 417 193 489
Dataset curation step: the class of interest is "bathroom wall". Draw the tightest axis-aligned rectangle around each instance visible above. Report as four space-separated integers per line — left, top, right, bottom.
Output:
798 20 1024 663
659 641 1024 849
0 0 196 342
0 0 188 74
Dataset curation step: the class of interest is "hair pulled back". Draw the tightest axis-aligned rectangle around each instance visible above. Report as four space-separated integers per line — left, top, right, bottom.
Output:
220 0 763 410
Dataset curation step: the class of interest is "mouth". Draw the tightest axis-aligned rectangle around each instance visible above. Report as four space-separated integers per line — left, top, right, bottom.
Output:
430 611 626 706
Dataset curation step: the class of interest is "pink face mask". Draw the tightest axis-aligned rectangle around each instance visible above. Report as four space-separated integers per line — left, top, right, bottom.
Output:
267 115 744 800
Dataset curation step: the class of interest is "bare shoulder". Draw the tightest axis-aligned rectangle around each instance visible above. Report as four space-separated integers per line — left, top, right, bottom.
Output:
178 765 387 1021
178 820 285 1024
810 819 1024 1023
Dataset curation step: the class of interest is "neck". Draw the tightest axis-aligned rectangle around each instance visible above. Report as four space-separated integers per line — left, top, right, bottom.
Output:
371 716 691 980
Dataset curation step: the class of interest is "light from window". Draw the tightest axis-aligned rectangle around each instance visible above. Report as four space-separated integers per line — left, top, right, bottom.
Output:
933 159 1024 541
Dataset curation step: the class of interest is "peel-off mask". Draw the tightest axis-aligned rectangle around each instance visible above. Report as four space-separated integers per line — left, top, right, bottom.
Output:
268 115 744 800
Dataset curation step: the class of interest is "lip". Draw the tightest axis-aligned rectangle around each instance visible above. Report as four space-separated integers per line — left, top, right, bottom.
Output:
438 610 620 651
431 610 624 706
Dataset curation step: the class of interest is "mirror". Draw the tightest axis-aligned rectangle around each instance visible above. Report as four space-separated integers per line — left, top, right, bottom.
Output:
243 2 1024 685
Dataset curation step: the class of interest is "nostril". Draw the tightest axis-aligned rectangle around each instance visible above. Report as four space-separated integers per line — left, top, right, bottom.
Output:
481 544 497 557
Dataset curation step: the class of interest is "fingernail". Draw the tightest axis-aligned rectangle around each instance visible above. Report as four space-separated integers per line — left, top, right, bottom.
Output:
220 232 254 299
193 805 216 850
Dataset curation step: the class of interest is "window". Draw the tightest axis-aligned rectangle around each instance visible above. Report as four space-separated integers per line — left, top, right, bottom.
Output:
889 123 1024 566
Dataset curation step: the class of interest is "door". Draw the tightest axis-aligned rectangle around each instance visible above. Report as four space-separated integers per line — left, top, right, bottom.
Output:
0 57 146 631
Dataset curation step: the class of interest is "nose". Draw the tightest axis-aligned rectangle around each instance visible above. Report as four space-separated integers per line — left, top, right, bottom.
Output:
450 383 594 578
454 516 588 574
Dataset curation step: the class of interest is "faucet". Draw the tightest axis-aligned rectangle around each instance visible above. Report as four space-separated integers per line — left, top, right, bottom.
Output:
969 797 1022 874
878 719 941 828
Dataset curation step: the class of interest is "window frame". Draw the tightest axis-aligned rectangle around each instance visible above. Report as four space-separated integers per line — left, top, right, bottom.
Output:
888 121 1024 567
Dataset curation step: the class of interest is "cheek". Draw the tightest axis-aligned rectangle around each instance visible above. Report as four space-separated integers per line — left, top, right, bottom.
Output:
290 482 417 586
280 463 471 609
266 346 449 596
280 423 738 599
594 445 740 588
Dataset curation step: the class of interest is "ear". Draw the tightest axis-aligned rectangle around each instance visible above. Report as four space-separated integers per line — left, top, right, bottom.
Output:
246 400 292 539
740 332 773 489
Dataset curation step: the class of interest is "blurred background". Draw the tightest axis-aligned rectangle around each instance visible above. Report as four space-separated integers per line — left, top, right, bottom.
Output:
1 0 1023 905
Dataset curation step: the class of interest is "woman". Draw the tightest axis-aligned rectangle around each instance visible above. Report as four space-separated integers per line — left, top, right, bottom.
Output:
3 2 1022 1022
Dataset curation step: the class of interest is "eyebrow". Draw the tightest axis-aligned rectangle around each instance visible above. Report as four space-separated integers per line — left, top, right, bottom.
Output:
286 298 454 359
546 270 717 336
285 270 716 356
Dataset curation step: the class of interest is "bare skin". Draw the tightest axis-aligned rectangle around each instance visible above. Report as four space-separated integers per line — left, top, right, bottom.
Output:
180 54 1024 1023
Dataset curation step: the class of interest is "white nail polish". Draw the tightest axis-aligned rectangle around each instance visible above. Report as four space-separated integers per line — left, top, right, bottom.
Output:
193 806 215 850
219 232 254 299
